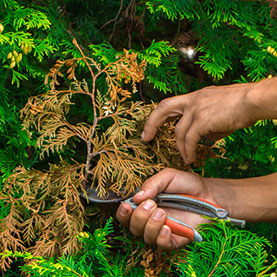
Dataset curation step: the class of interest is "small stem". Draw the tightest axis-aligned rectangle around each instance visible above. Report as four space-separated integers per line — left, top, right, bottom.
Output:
94 55 126 79
89 150 107 158
62 121 87 143
257 260 277 277
208 241 226 277
73 38 94 79
73 38 98 121
73 39 100 185
100 0 124 32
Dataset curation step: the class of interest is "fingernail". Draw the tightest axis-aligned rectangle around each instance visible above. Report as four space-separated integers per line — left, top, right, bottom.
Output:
141 131 145 140
119 206 128 216
143 200 154 210
160 226 169 237
135 190 144 197
153 209 164 220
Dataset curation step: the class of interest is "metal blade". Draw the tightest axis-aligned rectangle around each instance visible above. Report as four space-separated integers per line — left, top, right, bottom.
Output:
80 186 135 203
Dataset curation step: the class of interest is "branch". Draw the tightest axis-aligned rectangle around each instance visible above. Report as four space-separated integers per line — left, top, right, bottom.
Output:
257 260 277 277
208 241 226 277
94 55 126 79
89 150 107 158
99 0 124 32
73 39 100 185
73 38 95 80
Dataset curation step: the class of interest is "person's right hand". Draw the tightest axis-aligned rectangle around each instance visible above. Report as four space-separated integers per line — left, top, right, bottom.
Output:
142 83 256 163
117 168 277 249
116 168 218 250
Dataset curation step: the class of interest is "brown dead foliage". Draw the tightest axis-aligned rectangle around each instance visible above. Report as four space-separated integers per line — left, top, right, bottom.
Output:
0 40 224 270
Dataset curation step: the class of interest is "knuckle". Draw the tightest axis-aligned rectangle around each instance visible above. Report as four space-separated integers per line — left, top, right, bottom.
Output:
175 123 182 137
161 168 174 174
158 98 171 110
129 226 141 237
144 234 154 245
156 238 171 250
185 132 197 144
157 242 170 250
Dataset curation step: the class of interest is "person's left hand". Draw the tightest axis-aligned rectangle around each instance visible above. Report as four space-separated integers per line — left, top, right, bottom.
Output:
116 168 219 250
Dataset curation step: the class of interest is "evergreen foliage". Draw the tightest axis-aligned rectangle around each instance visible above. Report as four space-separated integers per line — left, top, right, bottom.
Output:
0 40 218 270
147 0 277 81
176 219 277 276
1 219 277 276
0 0 276 275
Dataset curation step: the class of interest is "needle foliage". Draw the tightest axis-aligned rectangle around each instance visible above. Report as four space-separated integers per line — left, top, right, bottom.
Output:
0 0 276 276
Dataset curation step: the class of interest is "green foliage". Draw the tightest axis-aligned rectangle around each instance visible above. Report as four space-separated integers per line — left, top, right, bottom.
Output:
176 219 277 277
146 0 277 81
89 40 183 95
0 218 144 276
0 0 276 275
203 121 277 179
2 219 277 276
0 0 63 193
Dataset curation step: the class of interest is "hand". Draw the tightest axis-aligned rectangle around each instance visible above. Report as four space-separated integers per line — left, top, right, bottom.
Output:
116 168 277 249
142 83 256 163
116 168 220 250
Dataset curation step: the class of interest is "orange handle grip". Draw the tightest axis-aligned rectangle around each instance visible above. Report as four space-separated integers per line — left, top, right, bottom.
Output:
165 218 194 240
165 217 202 242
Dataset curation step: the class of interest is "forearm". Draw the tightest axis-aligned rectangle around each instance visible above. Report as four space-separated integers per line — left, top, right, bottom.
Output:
205 173 277 222
246 77 277 121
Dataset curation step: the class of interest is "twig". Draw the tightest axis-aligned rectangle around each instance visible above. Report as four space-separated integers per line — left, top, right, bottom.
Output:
94 55 126 79
73 39 100 184
99 0 124 32
73 39 95 80
208 241 226 277
89 150 107 158
257 260 277 277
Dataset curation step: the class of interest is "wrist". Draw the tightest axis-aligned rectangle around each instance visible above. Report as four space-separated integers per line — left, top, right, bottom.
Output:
245 77 277 121
203 174 277 223
203 178 245 220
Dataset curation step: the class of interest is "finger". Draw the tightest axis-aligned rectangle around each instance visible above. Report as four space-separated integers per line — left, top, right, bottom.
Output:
129 200 157 237
142 97 185 142
184 123 202 163
156 226 191 250
156 225 174 250
175 114 193 163
116 203 133 226
133 168 178 203
133 168 204 204
143 208 166 245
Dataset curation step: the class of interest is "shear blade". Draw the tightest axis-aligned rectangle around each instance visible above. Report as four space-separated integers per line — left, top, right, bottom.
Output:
80 186 134 203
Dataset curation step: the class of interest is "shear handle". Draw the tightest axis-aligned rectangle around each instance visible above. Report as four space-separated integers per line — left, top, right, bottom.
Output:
166 216 202 242
123 198 203 242
156 193 228 219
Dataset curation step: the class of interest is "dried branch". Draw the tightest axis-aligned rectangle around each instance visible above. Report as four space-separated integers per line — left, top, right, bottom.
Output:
0 40 225 271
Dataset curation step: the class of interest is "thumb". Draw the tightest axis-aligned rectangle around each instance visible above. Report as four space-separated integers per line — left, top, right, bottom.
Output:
133 168 204 204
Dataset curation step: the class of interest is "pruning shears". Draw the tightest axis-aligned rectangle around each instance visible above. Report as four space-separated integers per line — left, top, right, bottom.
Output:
81 187 246 243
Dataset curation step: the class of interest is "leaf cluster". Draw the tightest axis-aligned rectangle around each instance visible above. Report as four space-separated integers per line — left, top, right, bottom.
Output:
0 1 276 275
176 219 277 276
2 218 277 277
0 219 140 277
1 40 215 271
146 0 277 81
